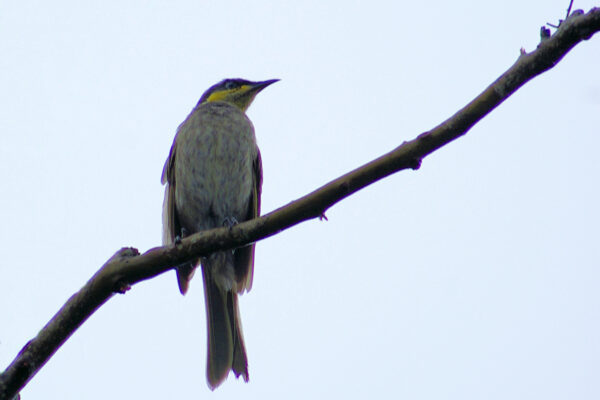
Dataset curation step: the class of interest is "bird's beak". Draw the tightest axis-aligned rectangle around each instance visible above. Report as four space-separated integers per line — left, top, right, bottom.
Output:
249 79 280 94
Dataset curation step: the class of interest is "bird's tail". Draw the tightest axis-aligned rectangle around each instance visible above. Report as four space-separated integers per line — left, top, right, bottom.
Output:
202 253 249 390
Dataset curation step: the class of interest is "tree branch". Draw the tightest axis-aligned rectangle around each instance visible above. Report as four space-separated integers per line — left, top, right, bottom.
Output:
2 7 599 400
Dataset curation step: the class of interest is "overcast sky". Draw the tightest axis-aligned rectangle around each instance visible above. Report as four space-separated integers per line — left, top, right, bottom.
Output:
1 1 600 399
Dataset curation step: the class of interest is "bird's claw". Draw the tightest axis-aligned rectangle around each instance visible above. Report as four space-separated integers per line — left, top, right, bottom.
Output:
175 227 188 244
222 217 239 230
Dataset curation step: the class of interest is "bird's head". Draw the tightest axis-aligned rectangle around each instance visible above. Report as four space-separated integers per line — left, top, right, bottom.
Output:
197 78 279 111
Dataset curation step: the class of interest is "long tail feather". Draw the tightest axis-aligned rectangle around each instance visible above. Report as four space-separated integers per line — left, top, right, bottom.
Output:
202 257 249 390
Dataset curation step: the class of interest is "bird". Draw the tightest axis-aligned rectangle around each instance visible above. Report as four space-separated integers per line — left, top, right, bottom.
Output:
161 78 278 389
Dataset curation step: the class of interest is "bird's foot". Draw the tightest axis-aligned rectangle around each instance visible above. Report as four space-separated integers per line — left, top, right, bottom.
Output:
222 217 239 253
175 227 188 244
222 216 239 230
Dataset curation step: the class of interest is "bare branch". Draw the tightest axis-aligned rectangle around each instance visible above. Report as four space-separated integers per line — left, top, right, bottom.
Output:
1 7 599 400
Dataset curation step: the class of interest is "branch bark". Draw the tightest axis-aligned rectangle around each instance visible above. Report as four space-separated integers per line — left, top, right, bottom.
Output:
2 8 599 400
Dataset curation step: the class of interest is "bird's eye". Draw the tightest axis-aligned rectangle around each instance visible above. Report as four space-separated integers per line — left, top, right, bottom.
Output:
224 81 237 90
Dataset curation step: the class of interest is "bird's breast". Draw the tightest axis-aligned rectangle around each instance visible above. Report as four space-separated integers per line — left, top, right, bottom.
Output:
174 103 257 232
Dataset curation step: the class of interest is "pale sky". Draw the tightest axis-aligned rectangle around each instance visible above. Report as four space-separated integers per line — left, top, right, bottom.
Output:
1 1 600 399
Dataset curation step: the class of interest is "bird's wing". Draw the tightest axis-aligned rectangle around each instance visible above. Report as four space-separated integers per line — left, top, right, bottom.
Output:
253 148 263 218
233 148 263 293
161 140 176 185
161 141 181 245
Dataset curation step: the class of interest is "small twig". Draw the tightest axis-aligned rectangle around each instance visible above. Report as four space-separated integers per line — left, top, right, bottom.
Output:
566 0 575 19
547 0 576 28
